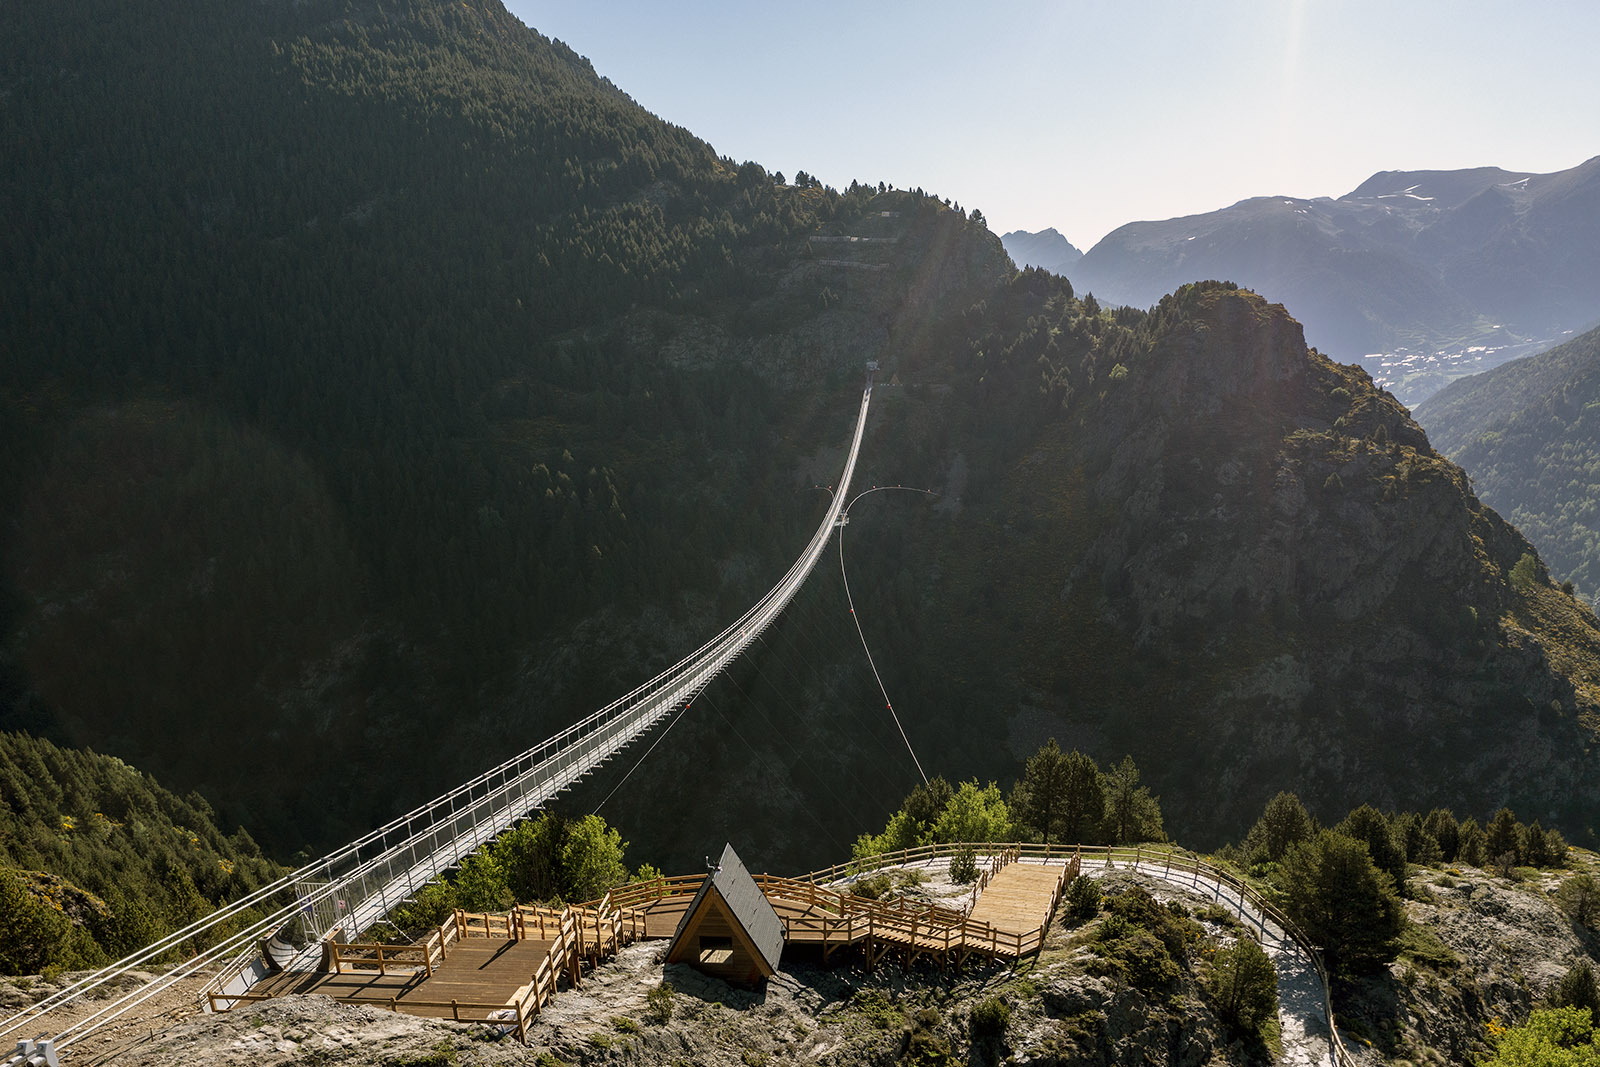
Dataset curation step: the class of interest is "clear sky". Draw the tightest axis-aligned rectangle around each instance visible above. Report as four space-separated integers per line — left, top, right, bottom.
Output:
506 1 1598 251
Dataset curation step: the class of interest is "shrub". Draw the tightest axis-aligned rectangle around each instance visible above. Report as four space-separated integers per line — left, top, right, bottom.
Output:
1558 874 1600 928
1509 552 1541 591
1549 960 1599 1024
949 845 979 885
970 997 1010 1039
1480 1007 1600 1066
1087 885 1199 992
1064 874 1102 923
904 1007 952 1066
1210 937 1277 1034
1090 921 1181 991
645 982 675 1024
851 873 893 900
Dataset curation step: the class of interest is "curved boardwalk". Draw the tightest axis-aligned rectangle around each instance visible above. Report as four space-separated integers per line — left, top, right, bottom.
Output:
821 847 1342 1067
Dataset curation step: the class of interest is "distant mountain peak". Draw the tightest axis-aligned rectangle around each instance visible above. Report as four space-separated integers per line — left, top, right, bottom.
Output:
999 227 1084 275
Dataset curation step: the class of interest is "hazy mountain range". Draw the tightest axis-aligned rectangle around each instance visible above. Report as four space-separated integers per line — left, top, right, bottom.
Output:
1007 158 1600 406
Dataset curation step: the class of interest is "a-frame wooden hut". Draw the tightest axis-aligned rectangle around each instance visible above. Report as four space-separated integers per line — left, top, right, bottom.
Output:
664 843 782 985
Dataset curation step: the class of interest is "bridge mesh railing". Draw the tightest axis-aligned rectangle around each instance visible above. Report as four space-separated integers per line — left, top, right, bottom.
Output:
0 380 874 1057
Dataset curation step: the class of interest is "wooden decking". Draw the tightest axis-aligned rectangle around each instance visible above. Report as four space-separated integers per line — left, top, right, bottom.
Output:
968 862 1070 934
214 849 1077 1042
249 936 557 1018
610 856 1075 971
210 903 641 1041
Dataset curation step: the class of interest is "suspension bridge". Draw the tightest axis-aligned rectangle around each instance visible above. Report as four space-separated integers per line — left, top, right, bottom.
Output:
0 372 886 1061
0 365 1353 1067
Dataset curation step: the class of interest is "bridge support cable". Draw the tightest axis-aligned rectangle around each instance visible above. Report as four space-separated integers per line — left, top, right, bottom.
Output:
2 376 878 1056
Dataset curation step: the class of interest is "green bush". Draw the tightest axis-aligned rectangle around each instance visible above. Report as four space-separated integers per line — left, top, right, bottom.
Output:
851 874 893 900
904 1007 952 1066
1548 960 1599 1024
1064 874 1102 922
645 982 675 1025
948 845 979 885
970 997 1010 1038
1481 1007 1600 1066
1510 552 1541 591
1557 874 1600 928
1209 937 1277 1034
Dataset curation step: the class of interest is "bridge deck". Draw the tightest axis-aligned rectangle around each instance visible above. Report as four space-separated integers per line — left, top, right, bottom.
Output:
967 862 1068 934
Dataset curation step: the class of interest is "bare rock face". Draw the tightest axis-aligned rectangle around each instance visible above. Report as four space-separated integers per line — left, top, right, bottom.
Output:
1338 859 1600 1066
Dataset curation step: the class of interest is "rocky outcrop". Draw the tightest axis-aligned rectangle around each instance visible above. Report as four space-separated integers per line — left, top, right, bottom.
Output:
968 284 1600 846
1338 857 1600 1065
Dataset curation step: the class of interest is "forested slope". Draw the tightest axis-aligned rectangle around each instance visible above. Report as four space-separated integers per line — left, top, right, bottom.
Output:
1416 324 1600 599
0 0 1008 859
6 0 1600 890
0 732 281 973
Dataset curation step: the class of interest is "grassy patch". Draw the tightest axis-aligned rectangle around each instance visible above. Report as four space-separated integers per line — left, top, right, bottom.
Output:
1397 924 1459 971
847 987 904 1031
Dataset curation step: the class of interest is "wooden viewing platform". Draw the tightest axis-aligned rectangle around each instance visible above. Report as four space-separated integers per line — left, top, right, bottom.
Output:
208 847 1077 1042
608 851 1075 971
968 862 1071 933
207 903 643 1042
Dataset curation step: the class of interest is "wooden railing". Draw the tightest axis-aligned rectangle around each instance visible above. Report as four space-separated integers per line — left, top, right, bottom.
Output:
206 845 1348 1063
326 928 443 977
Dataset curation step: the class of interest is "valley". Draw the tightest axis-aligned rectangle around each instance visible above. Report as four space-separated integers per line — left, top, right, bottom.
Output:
4 0 1600 1062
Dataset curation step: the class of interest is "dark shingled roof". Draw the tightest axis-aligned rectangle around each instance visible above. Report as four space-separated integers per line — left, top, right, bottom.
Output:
670 842 783 975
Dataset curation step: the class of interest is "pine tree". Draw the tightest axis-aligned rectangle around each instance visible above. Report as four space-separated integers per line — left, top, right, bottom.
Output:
1486 808 1522 867
1244 791 1313 866
1337 805 1407 892
1278 830 1405 975
1011 739 1070 844
1101 756 1164 845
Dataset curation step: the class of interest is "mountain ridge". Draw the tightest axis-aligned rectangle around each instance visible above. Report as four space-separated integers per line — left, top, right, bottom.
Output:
1000 226 1084 275
1417 322 1600 600
5 0 1600 888
1062 155 1600 404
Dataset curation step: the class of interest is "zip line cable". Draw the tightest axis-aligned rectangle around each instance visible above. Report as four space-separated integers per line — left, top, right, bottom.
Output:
829 484 936 785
